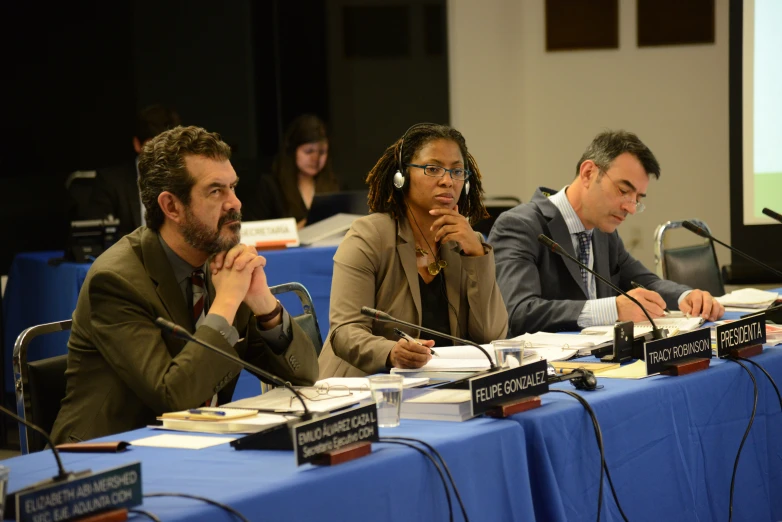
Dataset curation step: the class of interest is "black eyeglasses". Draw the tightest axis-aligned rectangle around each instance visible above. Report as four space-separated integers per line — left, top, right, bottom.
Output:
405 163 472 181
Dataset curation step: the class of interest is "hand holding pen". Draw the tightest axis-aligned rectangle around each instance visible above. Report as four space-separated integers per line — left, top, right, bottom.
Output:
388 328 437 369
616 282 668 322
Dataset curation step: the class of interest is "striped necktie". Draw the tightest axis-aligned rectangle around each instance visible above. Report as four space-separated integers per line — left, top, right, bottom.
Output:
191 269 206 328
191 269 217 406
576 231 592 297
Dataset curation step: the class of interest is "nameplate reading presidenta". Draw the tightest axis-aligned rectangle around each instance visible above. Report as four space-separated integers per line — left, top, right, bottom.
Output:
469 360 549 416
643 328 712 375
292 403 379 466
714 313 766 358
15 462 142 522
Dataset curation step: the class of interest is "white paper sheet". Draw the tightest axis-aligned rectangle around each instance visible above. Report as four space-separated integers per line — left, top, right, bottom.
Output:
131 434 236 449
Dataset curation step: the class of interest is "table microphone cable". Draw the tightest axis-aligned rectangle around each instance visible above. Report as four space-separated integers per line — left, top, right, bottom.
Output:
724 358 759 522
382 436 470 522
734 356 782 410
549 389 630 522
378 437 459 522
128 508 162 522
144 492 250 522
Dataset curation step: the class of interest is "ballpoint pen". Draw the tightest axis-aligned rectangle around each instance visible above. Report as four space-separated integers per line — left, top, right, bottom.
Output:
630 281 673 314
188 409 226 416
393 327 439 356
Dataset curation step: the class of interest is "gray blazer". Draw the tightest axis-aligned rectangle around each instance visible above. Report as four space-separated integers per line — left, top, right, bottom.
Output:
489 187 690 336
318 213 508 378
51 227 318 444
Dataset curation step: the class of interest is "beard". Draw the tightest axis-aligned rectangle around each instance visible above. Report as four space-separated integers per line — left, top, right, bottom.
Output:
181 207 242 255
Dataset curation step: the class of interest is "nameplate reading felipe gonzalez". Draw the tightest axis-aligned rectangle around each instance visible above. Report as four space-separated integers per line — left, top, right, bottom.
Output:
292 403 379 466
469 360 549 416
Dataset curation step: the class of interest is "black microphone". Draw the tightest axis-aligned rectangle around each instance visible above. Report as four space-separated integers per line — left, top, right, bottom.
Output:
154 317 312 418
0 406 90 504
762 207 782 224
547 368 598 391
681 221 782 278
537 234 667 340
359 307 498 371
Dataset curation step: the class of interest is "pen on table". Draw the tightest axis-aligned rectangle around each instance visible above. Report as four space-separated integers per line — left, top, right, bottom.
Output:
630 281 671 314
188 409 226 416
393 327 439 356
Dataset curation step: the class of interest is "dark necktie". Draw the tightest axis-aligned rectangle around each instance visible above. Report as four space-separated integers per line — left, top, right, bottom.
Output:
191 269 206 328
576 231 592 296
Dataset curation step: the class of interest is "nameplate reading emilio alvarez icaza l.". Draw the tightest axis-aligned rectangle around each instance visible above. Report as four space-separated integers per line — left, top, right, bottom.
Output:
15 462 142 522
714 313 766 358
292 403 379 466
643 328 712 375
469 360 549 416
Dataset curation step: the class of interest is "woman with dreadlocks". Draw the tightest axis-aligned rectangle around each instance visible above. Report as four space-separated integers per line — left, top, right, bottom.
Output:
318 123 508 378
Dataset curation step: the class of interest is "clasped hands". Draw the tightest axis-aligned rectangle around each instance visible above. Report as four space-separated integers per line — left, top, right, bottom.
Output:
617 288 724 323
209 244 280 325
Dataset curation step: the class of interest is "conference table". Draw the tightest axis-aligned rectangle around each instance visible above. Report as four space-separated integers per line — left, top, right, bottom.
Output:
2 247 338 398
3 340 781 521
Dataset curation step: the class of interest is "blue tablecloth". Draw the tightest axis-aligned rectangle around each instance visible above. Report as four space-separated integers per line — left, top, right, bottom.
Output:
3 247 337 397
515 346 782 522
2 418 535 522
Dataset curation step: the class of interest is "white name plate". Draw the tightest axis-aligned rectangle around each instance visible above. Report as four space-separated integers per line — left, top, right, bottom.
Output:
241 218 300 249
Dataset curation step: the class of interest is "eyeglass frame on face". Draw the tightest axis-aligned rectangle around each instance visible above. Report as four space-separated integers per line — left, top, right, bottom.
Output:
405 163 472 181
597 168 646 213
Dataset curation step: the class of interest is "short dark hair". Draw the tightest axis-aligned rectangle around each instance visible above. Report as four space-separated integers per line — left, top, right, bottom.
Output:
138 125 232 231
366 123 488 224
136 104 181 144
576 130 661 179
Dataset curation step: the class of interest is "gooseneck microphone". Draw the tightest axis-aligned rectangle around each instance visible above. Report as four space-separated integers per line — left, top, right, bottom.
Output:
548 368 598 391
0 404 72 479
537 234 667 340
762 207 782 224
681 221 782 278
360 307 498 371
154 317 311 418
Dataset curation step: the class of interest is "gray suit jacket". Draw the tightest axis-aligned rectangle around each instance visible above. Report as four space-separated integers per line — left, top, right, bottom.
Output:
318 213 508 378
488 187 690 336
51 227 318 444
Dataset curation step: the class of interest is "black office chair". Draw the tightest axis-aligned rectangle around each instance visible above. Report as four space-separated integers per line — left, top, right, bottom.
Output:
270 282 323 355
473 196 522 238
13 320 71 454
654 220 725 297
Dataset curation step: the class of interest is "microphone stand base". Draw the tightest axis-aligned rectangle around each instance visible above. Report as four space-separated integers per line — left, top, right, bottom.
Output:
311 441 372 466
484 396 541 418
729 343 763 359
662 357 710 376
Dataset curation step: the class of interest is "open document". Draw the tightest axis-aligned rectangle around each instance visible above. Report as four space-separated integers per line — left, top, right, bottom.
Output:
391 344 538 379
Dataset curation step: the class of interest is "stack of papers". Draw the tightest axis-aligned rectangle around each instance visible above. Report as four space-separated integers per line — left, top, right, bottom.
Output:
314 377 430 389
390 344 538 379
511 332 606 357
400 389 474 422
224 386 371 413
716 288 779 310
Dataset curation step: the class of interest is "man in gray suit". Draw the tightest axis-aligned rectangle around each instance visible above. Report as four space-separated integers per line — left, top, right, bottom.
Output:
51 125 318 444
489 130 724 336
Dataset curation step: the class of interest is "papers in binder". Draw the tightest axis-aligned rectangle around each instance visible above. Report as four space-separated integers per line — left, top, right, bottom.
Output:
510 332 601 357
223 386 371 413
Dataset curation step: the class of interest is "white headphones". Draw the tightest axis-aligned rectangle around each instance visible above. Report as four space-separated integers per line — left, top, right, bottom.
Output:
393 123 470 196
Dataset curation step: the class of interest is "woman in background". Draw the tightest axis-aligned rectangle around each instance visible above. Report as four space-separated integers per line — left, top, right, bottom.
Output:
247 114 340 227
318 122 508 378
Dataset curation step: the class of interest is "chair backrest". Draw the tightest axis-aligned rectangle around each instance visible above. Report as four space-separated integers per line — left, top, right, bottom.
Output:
473 196 522 238
270 282 323 355
654 220 725 297
13 320 71 454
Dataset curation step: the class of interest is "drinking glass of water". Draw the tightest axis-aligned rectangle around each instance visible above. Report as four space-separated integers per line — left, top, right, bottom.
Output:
368 374 404 427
